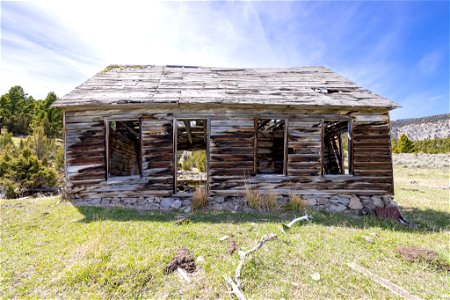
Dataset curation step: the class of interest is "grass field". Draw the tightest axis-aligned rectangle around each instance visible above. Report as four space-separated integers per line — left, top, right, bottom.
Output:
1 165 449 299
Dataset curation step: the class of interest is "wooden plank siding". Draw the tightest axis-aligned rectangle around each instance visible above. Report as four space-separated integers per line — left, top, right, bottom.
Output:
65 111 174 199
63 108 394 200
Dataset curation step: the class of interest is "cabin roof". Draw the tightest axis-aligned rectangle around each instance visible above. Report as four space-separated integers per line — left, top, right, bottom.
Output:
54 65 400 109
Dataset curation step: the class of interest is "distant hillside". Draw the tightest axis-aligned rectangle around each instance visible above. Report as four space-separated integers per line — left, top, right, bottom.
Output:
391 113 450 140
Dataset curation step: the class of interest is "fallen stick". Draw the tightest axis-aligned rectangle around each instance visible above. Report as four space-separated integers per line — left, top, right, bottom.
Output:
177 267 191 283
224 276 246 300
224 233 278 300
347 262 423 300
282 214 313 232
235 233 278 286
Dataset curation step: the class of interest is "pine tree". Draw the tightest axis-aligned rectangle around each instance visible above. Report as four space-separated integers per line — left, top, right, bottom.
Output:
398 134 415 153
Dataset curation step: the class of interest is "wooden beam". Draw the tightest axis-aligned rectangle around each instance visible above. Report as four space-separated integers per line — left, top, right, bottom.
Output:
183 120 193 144
347 262 422 300
258 119 271 130
203 120 207 143
119 121 139 138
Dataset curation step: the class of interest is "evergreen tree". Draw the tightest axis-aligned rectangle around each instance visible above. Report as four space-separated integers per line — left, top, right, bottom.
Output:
398 134 416 153
0 86 35 135
31 92 62 138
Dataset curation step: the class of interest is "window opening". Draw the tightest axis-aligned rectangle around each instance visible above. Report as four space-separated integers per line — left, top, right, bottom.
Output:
322 120 351 175
107 120 141 177
175 119 207 193
256 119 285 175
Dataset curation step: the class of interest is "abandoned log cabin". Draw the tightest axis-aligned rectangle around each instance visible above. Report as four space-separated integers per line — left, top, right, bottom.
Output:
53 65 400 213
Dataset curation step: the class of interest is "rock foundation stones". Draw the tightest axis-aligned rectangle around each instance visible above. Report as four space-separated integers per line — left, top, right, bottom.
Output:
73 193 396 215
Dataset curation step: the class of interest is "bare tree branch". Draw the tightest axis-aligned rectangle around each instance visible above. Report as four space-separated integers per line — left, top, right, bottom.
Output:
224 233 278 300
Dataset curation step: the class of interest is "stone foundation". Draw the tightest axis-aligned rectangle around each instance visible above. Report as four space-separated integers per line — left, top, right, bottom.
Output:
72 193 396 215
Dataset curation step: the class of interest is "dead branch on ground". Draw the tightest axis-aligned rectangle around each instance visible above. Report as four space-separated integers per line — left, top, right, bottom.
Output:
281 214 313 232
224 233 278 300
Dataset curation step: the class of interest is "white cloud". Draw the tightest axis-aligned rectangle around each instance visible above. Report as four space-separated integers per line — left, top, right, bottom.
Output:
418 49 444 74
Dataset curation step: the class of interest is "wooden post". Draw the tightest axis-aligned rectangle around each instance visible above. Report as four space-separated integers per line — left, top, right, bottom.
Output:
139 117 143 178
387 113 394 194
206 117 211 197
283 119 289 176
348 119 353 175
63 111 68 195
320 119 324 176
253 118 258 175
173 118 177 194
105 118 109 180
338 133 343 174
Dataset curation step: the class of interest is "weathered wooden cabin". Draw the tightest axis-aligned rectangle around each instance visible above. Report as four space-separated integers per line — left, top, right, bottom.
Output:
54 65 399 213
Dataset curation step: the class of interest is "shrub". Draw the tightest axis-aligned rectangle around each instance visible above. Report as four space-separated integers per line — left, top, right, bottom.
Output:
191 150 206 172
0 131 13 151
286 193 307 211
0 144 58 198
192 186 207 211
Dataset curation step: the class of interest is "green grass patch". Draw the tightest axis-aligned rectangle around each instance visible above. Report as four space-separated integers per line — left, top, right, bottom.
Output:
1 165 449 298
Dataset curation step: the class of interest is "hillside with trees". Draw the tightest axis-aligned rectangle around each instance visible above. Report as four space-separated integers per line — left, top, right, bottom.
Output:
390 113 450 154
391 113 450 140
0 86 63 198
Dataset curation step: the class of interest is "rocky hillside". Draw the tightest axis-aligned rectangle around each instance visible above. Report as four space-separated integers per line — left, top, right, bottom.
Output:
391 113 450 140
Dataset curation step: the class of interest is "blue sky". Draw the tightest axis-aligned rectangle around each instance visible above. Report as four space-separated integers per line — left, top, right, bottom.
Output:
1 1 448 120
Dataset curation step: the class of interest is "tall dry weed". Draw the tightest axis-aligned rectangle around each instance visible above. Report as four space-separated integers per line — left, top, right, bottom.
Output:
287 193 307 211
192 186 207 211
245 186 278 212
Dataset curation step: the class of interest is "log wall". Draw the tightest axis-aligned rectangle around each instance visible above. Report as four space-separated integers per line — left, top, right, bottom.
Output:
64 107 394 203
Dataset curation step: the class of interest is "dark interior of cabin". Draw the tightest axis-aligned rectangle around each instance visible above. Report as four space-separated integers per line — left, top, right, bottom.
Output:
256 119 285 174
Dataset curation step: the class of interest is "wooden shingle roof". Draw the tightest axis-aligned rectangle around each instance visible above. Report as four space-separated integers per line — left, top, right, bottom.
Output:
54 65 399 109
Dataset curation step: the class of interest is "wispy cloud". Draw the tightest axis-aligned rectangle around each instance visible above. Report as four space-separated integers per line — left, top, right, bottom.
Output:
1 2 102 98
418 49 444 74
0 1 448 119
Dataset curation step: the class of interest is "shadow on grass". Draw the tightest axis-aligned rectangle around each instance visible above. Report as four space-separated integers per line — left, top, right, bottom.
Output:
75 204 450 233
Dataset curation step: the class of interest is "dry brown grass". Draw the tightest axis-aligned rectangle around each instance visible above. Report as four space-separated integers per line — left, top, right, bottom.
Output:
244 187 278 212
192 186 207 211
244 186 262 210
288 193 307 211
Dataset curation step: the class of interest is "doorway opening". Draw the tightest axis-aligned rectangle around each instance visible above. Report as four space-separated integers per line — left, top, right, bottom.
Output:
256 119 286 174
175 119 208 193
322 120 352 175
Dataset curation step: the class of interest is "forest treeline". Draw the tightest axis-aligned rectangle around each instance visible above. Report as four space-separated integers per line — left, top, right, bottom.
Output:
0 86 63 198
391 134 450 154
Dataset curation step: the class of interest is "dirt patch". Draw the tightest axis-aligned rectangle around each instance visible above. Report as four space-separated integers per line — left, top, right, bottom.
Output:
164 248 196 274
175 218 189 225
397 246 450 271
228 239 237 255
